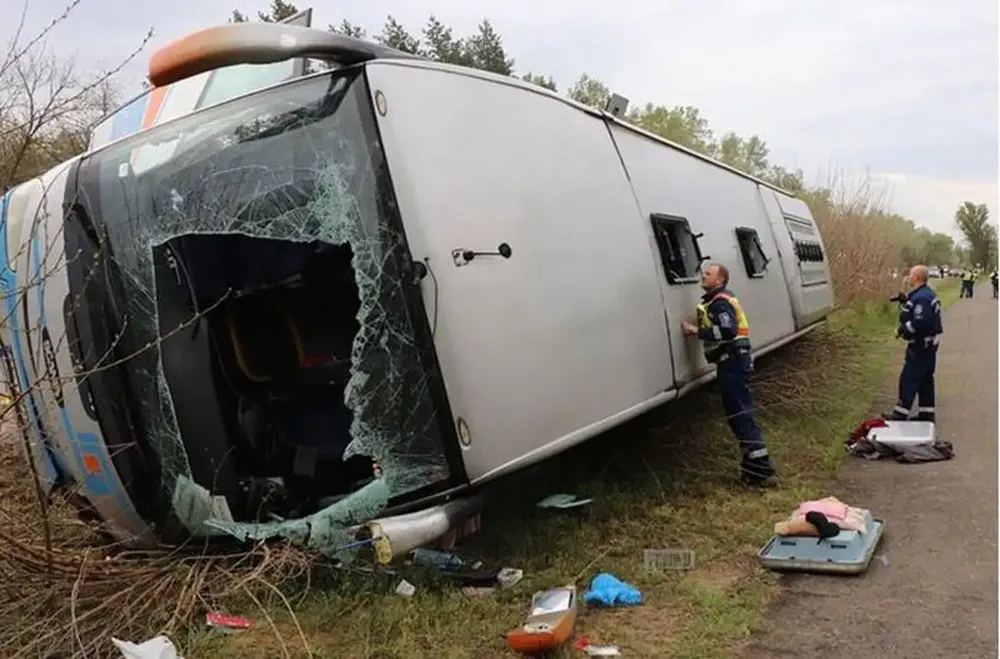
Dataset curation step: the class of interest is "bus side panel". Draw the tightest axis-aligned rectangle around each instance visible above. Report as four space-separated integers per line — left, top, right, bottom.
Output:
607 126 797 386
759 189 835 328
19 164 150 541
756 186 804 324
366 63 674 482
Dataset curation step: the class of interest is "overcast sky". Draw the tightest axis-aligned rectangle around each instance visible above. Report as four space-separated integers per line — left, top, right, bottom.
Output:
5 0 997 241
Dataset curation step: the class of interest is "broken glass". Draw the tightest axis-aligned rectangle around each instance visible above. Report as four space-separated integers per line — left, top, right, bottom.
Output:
77 68 451 552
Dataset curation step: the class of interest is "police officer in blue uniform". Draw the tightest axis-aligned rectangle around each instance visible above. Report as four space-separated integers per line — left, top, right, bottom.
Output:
681 263 776 487
883 265 943 422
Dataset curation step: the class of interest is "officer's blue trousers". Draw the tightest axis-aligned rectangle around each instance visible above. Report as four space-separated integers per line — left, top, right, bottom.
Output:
892 343 938 421
717 351 775 480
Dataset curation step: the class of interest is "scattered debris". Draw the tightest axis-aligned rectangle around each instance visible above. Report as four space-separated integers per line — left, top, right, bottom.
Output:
461 586 496 597
759 501 885 575
205 612 253 634
395 579 416 597
410 548 467 570
876 553 890 567
575 635 623 657
846 418 954 462
643 548 696 572
448 566 517 589
851 436 955 462
582 573 643 608
111 635 182 659
408 547 483 572
406 544 524 592
438 512 483 550
507 585 579 655
332 559 397 577
334 536 380 553
457 568 523 596
846 417 888 447
497 567 524 589
537 494 593 509
773 496 867 537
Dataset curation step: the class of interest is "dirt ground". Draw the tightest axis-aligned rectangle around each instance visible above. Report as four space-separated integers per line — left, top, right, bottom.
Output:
746 293 998 658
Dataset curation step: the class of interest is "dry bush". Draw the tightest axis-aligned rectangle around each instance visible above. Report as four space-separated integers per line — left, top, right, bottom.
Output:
0 421 323 659
804 172 903 306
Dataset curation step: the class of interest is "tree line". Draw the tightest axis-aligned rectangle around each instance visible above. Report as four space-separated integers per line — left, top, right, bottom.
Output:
954 202 997 270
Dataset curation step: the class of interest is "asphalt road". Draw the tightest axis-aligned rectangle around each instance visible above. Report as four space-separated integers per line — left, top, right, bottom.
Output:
746 293 998 658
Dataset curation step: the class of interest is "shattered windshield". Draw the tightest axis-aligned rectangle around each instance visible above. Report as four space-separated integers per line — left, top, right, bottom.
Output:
76 68 452 551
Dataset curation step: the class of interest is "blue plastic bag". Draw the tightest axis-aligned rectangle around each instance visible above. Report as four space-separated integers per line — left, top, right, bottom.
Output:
582 573 643 607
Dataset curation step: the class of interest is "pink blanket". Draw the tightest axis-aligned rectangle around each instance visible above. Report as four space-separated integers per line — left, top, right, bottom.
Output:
790 497 866 533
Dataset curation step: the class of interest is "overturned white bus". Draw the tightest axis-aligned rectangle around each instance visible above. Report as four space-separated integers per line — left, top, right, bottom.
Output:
0 19 833 559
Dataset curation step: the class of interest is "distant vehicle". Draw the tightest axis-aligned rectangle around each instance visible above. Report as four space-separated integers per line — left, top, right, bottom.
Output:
0 19 835 558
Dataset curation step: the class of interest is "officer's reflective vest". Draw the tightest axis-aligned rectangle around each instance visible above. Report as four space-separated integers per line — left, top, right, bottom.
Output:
963 271 975 282
696 291 750 362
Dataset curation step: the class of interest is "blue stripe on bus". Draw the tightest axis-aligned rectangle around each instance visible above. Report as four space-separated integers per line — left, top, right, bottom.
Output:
30 231 120 500
109 93 150 142
0 191 59 486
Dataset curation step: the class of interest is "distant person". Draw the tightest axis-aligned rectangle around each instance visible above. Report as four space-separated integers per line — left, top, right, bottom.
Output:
991 268 998 299
961 269 975 298
883 265 943 423
680 263 776 487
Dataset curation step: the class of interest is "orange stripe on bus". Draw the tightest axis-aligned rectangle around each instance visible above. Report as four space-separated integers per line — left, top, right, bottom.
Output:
83 453 101 474
142 85 169 129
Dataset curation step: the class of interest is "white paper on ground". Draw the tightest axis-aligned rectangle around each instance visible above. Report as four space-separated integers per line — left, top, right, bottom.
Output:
111 635 182 659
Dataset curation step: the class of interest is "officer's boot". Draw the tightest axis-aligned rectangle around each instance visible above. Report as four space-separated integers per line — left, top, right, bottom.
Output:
881 408 910 421
740 470 778 489
740 448 777 488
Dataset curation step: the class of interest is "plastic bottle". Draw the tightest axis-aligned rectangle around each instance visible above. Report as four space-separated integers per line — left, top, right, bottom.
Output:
410 548 464 570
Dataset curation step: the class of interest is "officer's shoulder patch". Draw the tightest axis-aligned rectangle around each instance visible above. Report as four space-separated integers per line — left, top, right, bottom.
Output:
718 311 733 326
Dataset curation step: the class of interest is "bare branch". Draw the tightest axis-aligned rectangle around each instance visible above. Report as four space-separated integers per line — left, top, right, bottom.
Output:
3 0 31 70
0 0 83 80
1 2 152 191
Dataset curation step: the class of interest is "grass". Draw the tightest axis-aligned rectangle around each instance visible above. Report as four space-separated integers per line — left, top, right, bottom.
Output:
173 278 960 659
0 279 958 658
